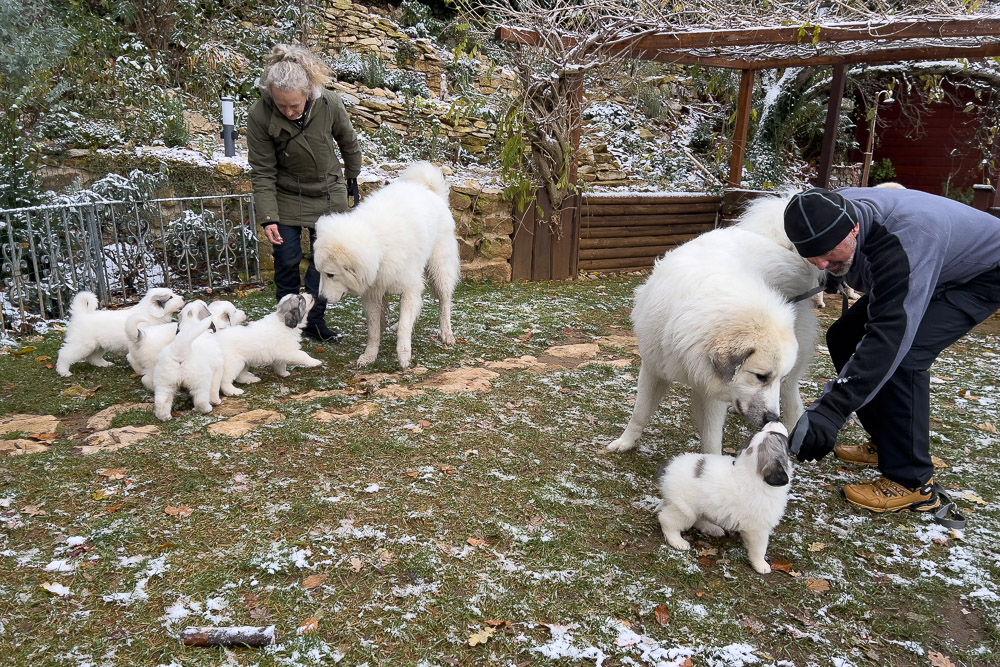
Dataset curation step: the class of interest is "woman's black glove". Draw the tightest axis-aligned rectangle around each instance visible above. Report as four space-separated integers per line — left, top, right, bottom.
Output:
347 178 360 207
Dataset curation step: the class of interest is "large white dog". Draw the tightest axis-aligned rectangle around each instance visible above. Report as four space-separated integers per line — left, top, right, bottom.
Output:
314 162 460 369
607 198 820 455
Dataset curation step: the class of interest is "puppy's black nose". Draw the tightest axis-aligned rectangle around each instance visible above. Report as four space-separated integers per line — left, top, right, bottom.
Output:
762 411 779 425
764 468 789 487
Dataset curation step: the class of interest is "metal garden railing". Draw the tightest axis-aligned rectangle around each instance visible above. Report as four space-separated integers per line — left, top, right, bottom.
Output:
0 194 262 334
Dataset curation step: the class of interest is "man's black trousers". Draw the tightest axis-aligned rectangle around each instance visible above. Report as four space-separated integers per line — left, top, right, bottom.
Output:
826 267 1000 488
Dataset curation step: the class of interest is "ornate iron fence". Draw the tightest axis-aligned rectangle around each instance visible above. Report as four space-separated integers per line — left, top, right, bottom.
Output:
1 194 261 335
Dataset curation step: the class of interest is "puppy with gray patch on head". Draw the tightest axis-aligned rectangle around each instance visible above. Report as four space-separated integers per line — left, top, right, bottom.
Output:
56 288 185 376
655 422 792 574
216 293 322 395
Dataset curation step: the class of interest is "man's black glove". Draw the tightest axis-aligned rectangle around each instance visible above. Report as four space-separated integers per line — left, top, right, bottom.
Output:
347 178 360 208
789 405 843 463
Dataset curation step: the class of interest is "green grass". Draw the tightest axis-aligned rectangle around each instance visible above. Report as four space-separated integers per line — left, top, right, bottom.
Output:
0 277 998 666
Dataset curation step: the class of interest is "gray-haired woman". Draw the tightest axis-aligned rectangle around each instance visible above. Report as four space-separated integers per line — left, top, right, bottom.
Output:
247 43 362 342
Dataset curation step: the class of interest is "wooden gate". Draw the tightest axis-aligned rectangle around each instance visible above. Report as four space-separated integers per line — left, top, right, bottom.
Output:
510 188 582 281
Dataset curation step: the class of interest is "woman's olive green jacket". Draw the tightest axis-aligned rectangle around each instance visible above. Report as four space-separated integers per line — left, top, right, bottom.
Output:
247 88 362 228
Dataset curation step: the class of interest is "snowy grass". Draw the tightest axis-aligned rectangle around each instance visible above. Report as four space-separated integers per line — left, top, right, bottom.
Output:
0 277 998 666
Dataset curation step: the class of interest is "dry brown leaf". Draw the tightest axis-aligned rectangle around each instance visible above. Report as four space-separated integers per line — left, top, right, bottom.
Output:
467 537 486 547
406 469 419 478
975 422 997 434
105 503 124 513
959 389 980 400
468 626 494 646
98 468 126 480
21 504 47 516
297 617 319 635
654 604 670 626
680 659 693 667
349 557 363 572
962 492 988 505
484 619 509 627
301 574 327 590
932 456 948 469
694 590 705 598
928 650 956 667
771 559 794 573
806 578 830 592
417 419 432 427
29 432 58 442
807 542 826 552
440 465 455 472
164 506 193 517
698 546 718 557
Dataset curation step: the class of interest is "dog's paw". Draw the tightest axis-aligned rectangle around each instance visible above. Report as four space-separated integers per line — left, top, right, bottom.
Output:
665 535 690 551
751 560 771 575
605 437 637 453
356 352 377 367
303 358 323 367
440 331 456 345
223 386 245 396
237 372 260 383
89 358 113 368
695 520 725 538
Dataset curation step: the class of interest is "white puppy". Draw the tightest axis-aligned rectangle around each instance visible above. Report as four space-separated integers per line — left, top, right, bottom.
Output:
656 422 792 574
127 300 247 389
217 293 322 395
56 288 185 376
151 300 224 421
314 162 460 369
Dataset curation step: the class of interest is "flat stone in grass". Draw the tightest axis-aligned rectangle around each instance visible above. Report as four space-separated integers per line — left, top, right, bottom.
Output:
73 425 160 455
597 334 639 353
0 414 60 435
313 402 378 422
373 385 426 399
290 389 356 400
207 409 284 437
86 403 154 430
544 343 600 358
417 367 499 393
0 439 52 455
485 355 549 372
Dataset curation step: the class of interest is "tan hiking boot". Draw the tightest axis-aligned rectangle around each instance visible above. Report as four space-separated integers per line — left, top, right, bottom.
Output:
843 476 941 513
835 441 878 466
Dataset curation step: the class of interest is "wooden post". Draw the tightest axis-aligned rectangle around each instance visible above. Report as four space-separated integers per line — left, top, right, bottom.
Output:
817 64 846 189
727 69 755 189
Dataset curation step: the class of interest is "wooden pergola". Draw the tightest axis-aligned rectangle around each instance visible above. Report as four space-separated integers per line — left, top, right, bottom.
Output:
497 16 1000 192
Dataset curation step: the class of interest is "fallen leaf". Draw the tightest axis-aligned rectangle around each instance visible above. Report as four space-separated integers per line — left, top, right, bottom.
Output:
770 559 794 573
28 432 58 442
164 506 193 517
467 537 486 547
484 619 509 627
12 346 36 356
928 650 956 667
302 574 327 590
698 546 718 557
654 604 670 625
975 421 997 434
440 465 455 472
518 330 534 342
694 590 705 598
698 555 714 568
21 505 48 516
958 389 980 400
680 659 693 667
91 489 116 501
98 468 126 480
105 503 124 513
806 578 830 592
932 456 948 469
406 469 419 478
349 557 363 572
35 355 52 362
468 626 494 646
962 492 988 505
41 582 71 597
297 617 319 636
740 615 764 634
417 419 432 427
807 542 826 552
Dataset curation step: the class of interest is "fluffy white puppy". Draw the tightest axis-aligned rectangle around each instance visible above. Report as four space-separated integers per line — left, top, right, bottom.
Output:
656 422 792 574
56 287 184 376
314 162 460 369
606 224 818 455
126 300 247 388
217 293 321 395
151 300 224 421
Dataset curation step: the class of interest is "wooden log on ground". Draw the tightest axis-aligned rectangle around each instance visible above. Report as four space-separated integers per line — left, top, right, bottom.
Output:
580 213 718 227
581 202 721 216
580 223 714 238
181 626 277 647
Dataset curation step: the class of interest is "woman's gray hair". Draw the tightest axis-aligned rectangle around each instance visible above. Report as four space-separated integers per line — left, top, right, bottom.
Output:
258 43 331 100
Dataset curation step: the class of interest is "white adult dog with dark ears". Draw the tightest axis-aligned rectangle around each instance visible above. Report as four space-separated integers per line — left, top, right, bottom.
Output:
655 422 793 574
56 287 185 377
313 162 460 369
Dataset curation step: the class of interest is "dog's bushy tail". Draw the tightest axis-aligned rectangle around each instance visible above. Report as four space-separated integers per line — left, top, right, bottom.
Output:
70 291 99 315
399 161 449 200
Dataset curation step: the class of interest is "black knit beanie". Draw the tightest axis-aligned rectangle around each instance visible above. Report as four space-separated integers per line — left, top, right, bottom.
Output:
783 188 856 257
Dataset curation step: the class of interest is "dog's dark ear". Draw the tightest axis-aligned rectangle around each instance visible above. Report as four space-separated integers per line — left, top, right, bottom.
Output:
277 296 304 328
757 432 790 487
710 346 754 383
197 304 212 321
153 296 170 310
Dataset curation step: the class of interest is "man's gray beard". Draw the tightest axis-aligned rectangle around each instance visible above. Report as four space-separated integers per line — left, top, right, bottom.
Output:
828 254 853 277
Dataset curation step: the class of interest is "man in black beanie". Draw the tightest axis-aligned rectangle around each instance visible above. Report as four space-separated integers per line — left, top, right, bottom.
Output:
784 186 1000 513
